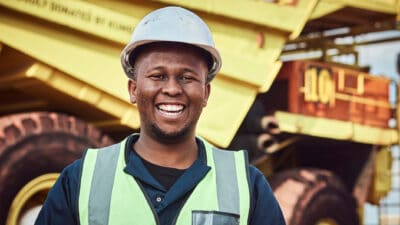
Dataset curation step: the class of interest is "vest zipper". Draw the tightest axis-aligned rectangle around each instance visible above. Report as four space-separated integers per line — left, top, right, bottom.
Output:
134 178 161 225
170 189 194 225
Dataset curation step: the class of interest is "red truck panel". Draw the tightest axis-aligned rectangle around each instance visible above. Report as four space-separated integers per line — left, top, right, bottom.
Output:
278 61 392 128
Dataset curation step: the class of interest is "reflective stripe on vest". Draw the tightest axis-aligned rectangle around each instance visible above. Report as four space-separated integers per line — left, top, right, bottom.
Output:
78 136 250 225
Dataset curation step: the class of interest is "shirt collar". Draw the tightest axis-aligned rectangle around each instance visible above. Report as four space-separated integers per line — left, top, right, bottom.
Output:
123 134 210 191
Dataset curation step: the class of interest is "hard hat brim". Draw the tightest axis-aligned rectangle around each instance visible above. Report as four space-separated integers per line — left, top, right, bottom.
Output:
121 40 221 81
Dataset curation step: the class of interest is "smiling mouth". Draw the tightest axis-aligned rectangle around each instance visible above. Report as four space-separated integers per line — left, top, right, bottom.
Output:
156 104 185 116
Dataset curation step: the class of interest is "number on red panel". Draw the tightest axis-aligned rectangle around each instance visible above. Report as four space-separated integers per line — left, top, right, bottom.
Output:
304 67 335 105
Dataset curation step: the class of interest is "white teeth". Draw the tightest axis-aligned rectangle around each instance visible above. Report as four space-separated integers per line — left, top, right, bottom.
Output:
158 104 184 112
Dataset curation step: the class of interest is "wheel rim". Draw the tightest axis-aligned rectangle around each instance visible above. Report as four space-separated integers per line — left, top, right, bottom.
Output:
316 218 339 225
6 173 59 225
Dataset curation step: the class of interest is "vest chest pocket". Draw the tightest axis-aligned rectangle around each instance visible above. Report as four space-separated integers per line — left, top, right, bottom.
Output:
192 210 240 225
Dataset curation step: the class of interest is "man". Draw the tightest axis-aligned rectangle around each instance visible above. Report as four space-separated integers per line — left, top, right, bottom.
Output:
35 6 285 225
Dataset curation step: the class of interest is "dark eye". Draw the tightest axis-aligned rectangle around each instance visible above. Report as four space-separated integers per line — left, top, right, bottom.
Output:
180 74 197 83
149 74 165 81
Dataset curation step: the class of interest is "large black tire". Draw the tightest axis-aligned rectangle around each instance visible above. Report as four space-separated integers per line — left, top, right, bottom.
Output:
268 168 360 225
0 112 114 224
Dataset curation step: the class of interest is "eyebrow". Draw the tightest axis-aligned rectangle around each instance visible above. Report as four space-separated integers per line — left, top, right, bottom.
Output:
181 68 200 76
145 66 201 76
143 66 164 74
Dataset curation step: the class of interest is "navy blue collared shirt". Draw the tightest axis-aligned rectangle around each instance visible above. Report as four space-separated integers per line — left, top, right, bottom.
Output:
35 136 285 225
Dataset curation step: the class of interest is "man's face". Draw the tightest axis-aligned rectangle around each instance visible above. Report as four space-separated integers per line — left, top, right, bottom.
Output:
128 43 210 143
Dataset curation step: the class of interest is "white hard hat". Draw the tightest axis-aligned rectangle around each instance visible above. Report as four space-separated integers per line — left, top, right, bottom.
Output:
121 6 222 81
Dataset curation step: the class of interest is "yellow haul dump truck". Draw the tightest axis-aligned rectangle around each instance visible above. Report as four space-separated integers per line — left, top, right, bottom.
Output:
0 0 398 224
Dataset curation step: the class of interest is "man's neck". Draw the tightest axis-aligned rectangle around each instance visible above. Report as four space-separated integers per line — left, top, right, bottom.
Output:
133 133 199 169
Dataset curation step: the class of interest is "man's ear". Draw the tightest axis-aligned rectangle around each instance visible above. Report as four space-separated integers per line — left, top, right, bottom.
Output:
202 83 211 107
128 79 137 104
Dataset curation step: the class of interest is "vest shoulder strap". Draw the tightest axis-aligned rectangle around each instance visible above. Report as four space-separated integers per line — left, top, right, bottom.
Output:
79 141 124 225
212 147 242 214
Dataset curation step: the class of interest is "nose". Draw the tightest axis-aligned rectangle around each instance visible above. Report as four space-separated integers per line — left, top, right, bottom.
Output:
162 78 182 96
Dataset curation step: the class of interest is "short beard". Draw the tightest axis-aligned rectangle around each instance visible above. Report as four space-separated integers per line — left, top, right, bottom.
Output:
149 122 193 144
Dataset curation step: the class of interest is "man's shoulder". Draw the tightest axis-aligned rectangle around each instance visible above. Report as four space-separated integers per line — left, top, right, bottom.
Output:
248 165 264 178
59 158 83 184
247 165 275 193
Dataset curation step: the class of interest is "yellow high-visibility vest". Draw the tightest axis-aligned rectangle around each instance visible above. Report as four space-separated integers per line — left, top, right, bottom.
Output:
78 134 250 225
